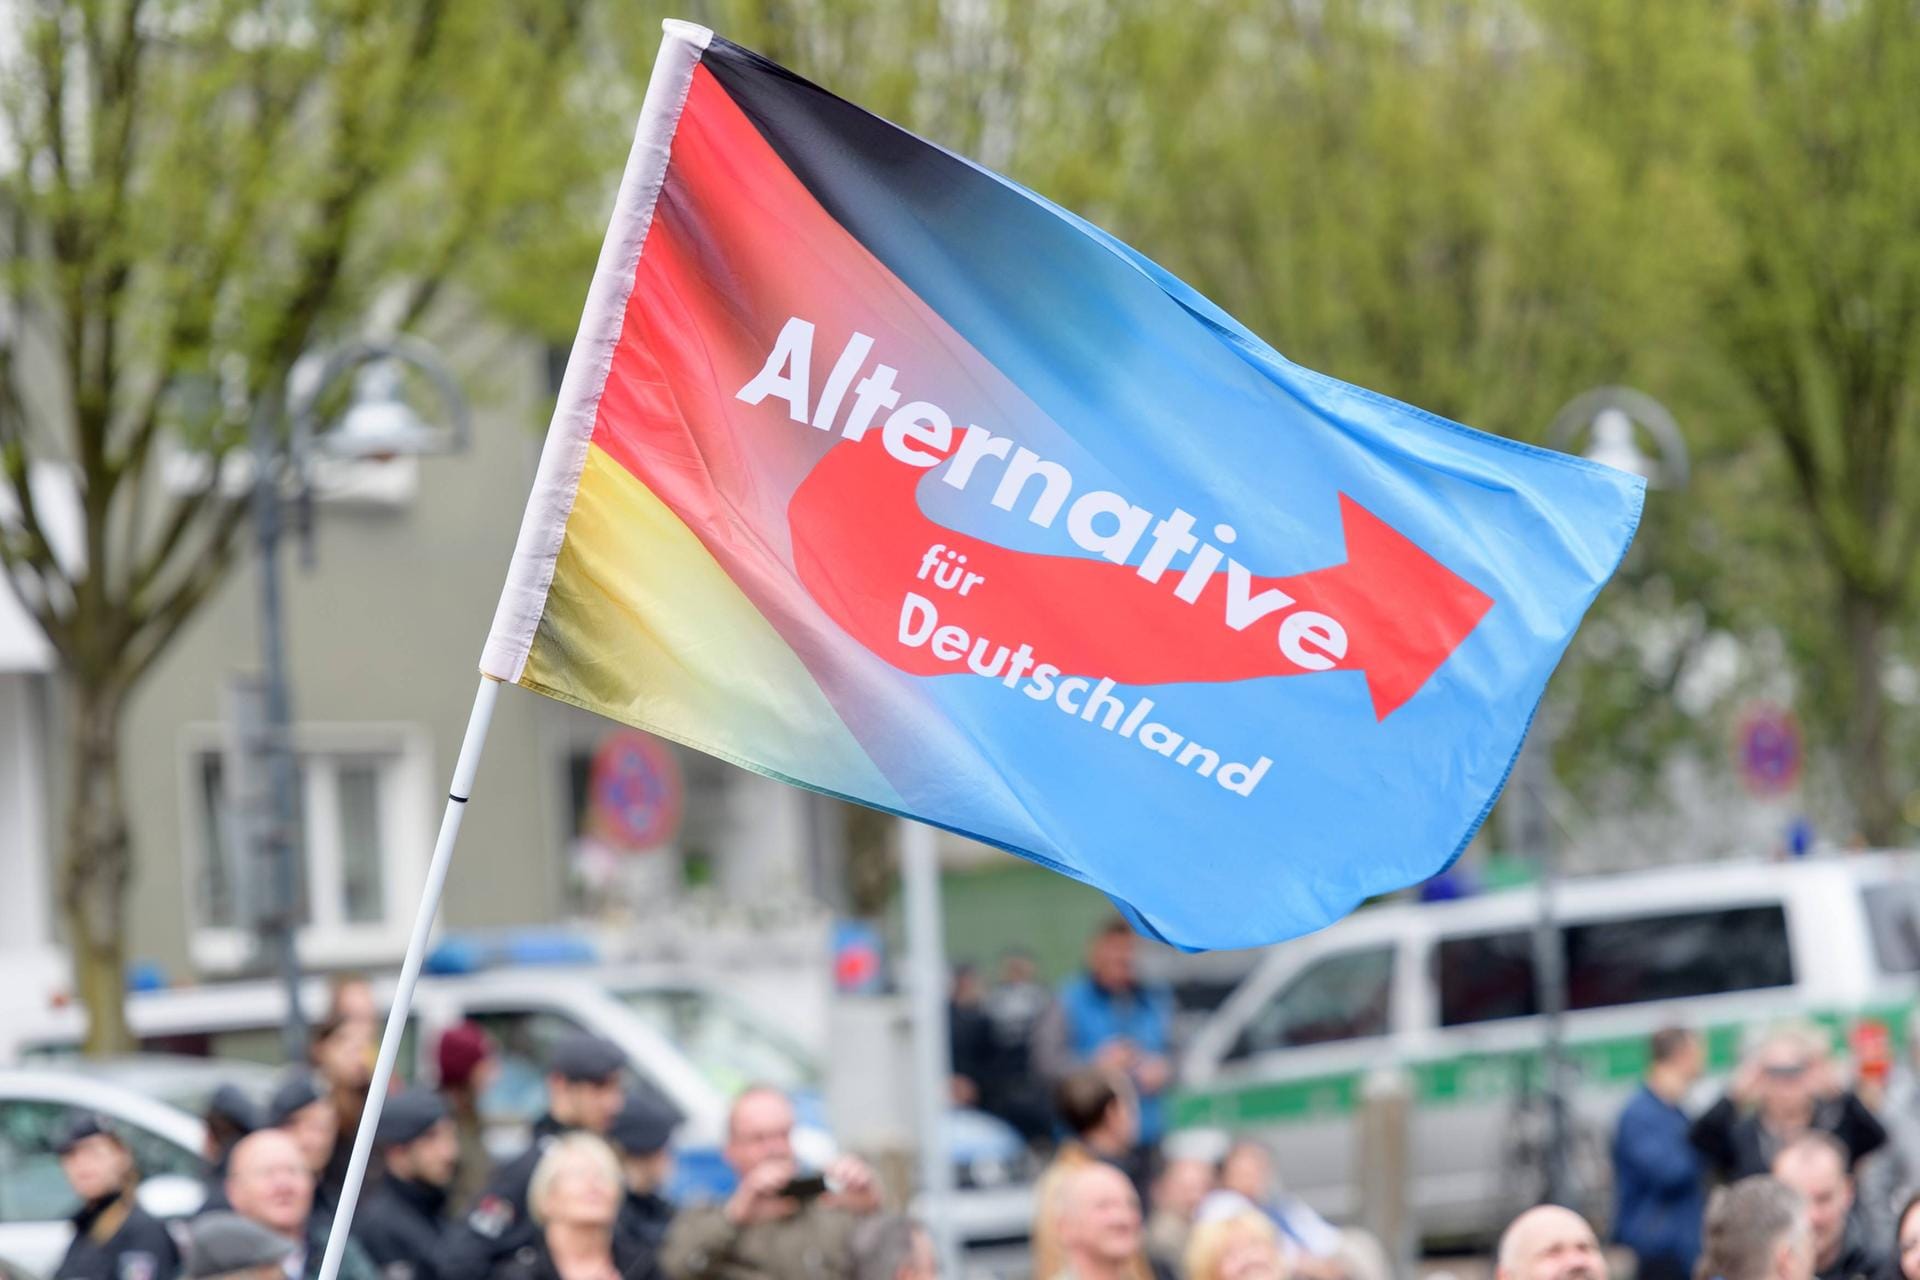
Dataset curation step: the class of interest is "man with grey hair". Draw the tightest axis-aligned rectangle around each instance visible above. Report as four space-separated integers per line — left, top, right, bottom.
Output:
1696 1176 1816 1280
1494 1206 1606 1280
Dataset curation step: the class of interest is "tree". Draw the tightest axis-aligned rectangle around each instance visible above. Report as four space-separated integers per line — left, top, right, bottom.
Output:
0 0 649 1053
1702 0 1920 843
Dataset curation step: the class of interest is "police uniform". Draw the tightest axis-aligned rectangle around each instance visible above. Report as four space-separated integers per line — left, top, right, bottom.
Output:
355 1090 455 1280
198 1084 259 1216
267 1074 340 1214
441 1033 631 1279
607 1096 679 1260
49 1115 180 1280
53 1190 180 1280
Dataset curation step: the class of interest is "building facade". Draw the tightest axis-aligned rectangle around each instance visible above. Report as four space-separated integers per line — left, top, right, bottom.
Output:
2 337 824 1005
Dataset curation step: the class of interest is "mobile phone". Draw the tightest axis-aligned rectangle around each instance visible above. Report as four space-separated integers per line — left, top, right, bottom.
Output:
778 1173 832 1201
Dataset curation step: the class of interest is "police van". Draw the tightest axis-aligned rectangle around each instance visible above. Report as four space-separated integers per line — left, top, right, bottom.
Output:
1173 853 1920 1244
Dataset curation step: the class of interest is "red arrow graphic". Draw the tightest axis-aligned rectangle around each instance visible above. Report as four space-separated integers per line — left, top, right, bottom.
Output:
787 434 1492 720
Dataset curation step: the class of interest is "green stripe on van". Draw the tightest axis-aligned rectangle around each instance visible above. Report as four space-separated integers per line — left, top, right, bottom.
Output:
1171 1004 1913 1130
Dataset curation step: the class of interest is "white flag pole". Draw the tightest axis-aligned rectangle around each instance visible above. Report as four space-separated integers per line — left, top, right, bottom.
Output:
315 674 502 1280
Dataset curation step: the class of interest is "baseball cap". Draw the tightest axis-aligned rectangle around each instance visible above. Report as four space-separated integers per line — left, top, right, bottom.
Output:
184 1212 297 1278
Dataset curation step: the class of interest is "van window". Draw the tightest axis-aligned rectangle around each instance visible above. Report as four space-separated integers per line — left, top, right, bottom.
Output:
1438 906 1795 1027
1863 882 1920 973
1438 930 1538 1026
1566 906 1793 1008
1226 947 1394 1061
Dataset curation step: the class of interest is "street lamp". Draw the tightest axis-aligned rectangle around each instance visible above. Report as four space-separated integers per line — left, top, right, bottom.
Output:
250 338 470 1063
1521 387 1687 1209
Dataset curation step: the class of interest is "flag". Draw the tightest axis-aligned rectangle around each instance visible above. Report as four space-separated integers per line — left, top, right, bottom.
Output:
482 21 1644 951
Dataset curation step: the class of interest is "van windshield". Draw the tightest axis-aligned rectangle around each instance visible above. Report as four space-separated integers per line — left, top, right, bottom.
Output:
1862 881 1920 973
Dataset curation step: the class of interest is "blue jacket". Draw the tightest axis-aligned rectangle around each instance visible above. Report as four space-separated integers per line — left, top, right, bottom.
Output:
1059 975 1173 1142
1613 1083 1705 1269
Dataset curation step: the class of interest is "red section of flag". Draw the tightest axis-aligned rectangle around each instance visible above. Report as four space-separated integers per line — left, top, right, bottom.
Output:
789 434 1493 720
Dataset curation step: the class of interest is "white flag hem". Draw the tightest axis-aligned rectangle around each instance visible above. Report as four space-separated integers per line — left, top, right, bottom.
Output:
479 19 713 684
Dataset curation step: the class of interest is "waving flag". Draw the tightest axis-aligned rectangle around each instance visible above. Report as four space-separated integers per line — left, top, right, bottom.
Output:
482 21 1643 951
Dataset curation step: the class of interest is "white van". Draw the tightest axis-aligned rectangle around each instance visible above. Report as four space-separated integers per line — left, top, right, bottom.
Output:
1175 854 1920 1244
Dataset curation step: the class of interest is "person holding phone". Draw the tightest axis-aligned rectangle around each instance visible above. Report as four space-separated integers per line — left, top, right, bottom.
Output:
1690 1024 1887 1182
661 1086 881 1280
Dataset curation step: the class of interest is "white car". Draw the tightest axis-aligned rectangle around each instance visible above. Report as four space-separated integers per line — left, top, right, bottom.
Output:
3 967 835 1201
0 1070 210 1278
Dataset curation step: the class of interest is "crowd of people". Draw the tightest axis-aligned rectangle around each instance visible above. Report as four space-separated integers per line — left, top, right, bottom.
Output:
1610 1019 1920 1280
46 926 1920 1280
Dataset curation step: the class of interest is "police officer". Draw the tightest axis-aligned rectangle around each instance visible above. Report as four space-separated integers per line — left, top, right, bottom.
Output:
355 1089 459 1280
50 1112 181 1280
200 1086 260 1215
442 1032 628 1277
266 1075 341 1214
608 1095 679 1259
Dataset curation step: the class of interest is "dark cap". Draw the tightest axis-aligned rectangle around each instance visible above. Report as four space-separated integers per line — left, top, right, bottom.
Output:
375 1087 449 1147
266 1074 326 1127
206 1085 259 1135
606 1095 678 1157
184 1211 297 1278
550 1032 624 1084
53 1111 119 1156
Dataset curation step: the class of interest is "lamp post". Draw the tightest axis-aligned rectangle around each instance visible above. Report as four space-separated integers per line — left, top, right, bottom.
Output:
250 338 470 1063
1521 386 1687 1208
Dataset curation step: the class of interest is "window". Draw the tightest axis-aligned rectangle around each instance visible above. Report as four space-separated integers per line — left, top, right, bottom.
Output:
1226 947 1395 1061
1863 882 1920 974
184 725 429 969
615 988 820 1095
1438 906 1796 1027
0 1101 204 1224
1438 930 1538 1027
1565 906 1793 1009
462 1008 680 1132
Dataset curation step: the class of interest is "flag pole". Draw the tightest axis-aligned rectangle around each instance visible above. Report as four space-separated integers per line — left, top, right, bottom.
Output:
901 817 961 1277
315 674 502 1280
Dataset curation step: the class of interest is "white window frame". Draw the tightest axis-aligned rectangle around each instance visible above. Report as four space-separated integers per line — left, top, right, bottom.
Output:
177 720 434 973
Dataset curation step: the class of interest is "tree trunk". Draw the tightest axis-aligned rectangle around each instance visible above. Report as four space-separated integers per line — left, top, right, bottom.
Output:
1840 584 1901 846
59 677 136 1056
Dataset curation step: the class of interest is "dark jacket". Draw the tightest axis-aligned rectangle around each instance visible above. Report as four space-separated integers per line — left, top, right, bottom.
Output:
301 1210 382 1280
444 1116 652 1278
1688 1091 1888 1181
1612 1083 1705 1271
52 1189 180 1280
491 1232 663 1280
1817 1215 1891 1280
356 1176 451 1280
617 1190 675 1259
443 1114 571 1278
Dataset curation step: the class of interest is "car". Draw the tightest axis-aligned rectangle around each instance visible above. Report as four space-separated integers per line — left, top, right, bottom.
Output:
0 1069 210 1278
39 1055 281 1120
1 968 814 1202
1174 852 1920 1245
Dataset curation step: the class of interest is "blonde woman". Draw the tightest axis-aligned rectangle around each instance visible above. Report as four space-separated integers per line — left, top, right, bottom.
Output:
1185 1209 1289 1280
497 1133 660 1280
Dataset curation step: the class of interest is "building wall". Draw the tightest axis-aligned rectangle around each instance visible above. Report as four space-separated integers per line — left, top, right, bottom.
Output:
112 337 572 981
0 674 55 952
